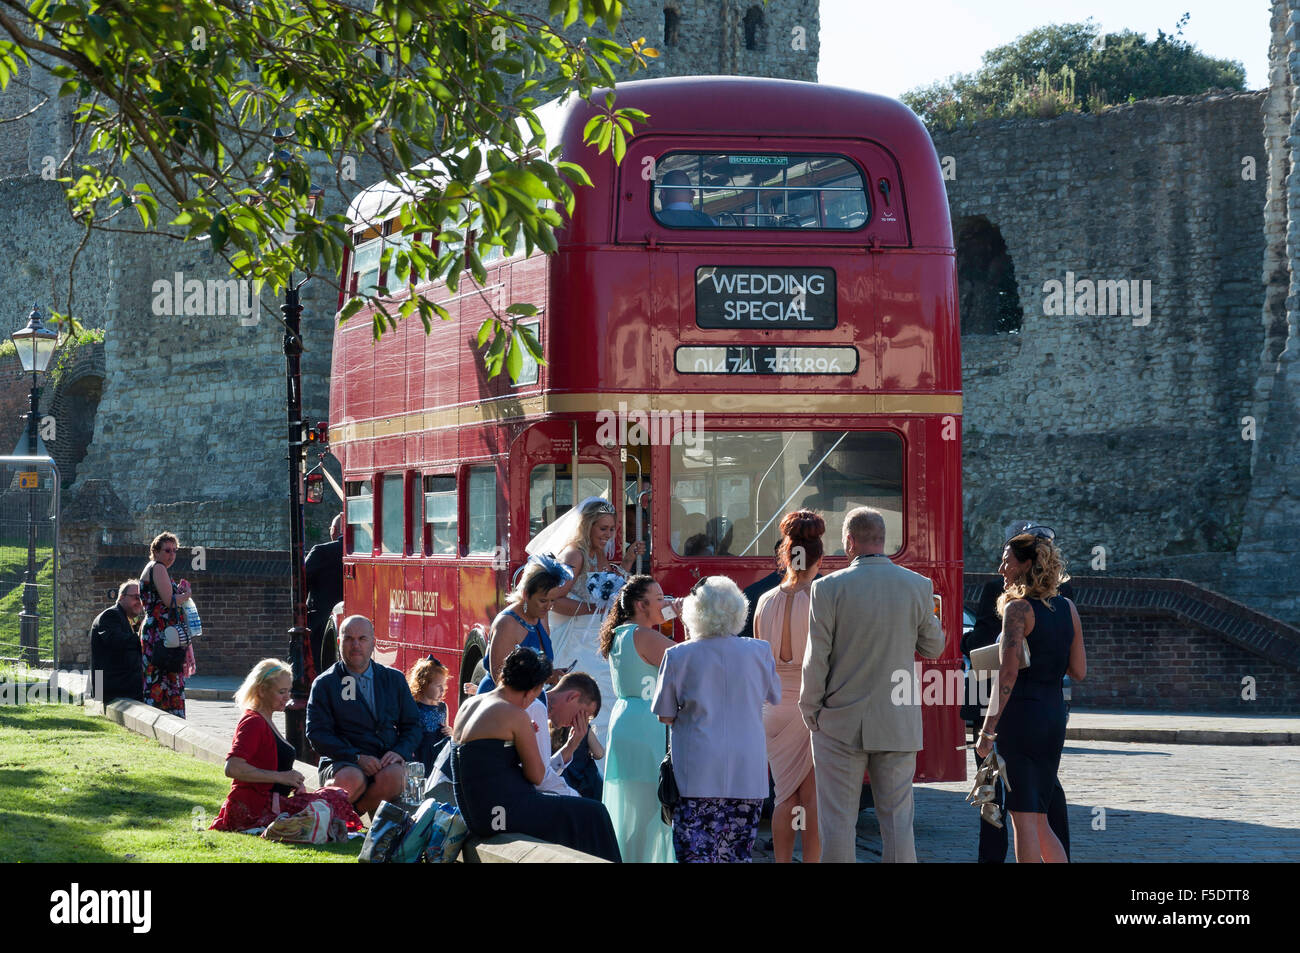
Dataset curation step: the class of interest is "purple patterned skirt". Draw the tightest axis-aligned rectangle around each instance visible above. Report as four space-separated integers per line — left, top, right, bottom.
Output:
672 796 764 863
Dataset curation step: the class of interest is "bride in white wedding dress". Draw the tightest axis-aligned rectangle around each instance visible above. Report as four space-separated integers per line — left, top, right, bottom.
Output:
527 496 644 740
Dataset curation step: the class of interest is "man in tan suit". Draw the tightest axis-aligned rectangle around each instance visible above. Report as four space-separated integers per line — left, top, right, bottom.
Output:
800 507 945 862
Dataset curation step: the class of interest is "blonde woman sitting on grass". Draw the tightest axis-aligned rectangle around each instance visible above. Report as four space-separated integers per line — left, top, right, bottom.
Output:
210 659 362 834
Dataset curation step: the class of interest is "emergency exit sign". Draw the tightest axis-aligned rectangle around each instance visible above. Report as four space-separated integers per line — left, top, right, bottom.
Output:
17 472 38 488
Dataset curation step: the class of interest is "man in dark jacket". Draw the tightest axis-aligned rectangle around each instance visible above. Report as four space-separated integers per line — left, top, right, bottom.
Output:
304 513 344 673
961 520 1071 862
88 581 145 702
306 614 419 816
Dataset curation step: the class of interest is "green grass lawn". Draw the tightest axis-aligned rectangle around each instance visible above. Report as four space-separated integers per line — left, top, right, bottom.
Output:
0 550 54 661
0 705 361 862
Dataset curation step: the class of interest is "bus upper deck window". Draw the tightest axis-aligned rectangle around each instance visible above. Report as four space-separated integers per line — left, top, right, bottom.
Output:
653 153 869 231
353 237 382 297
346 479 374 555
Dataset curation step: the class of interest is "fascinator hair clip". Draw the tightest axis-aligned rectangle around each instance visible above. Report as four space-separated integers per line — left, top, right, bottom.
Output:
511 552 576 588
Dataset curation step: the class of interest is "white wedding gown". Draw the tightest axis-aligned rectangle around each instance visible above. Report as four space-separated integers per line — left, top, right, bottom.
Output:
548 561 625 746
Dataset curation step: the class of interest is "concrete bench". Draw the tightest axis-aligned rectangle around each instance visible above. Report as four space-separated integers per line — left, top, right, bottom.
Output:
461 833 609 863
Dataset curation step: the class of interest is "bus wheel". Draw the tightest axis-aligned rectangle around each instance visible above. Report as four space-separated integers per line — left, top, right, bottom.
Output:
460 629 488 701
319 619 339 671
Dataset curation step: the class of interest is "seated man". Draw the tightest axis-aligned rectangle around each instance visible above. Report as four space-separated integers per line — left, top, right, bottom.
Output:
306 615 420 816
655 170 717 227
428 669 601 799
532 671 601 797
88 580 145 702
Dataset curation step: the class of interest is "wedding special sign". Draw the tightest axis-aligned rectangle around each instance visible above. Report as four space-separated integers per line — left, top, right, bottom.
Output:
695 265 837 329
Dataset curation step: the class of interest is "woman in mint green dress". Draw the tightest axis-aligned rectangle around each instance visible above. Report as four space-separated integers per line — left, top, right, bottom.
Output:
598 575 677 863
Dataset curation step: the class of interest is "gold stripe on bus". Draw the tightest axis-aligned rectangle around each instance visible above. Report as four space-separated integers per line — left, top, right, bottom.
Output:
329 393 961 444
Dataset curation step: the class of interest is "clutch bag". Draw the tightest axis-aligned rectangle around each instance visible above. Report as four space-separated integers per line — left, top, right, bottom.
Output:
970 637 1029 676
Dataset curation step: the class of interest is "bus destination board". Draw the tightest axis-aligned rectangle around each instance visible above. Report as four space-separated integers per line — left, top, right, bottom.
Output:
675 345 857 375
695 266 836 329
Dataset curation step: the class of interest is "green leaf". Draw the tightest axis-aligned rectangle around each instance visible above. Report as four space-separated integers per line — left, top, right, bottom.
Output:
339 297 365 323
506 333 524 380
476 318 493 348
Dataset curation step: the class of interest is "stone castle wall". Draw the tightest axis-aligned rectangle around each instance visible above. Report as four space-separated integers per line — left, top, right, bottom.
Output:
4 1 819 663
936 92 1270 601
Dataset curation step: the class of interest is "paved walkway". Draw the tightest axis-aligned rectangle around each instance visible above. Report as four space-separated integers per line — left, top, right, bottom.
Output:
178 675 1300 745
41 671 1300 861
171 687 1300 863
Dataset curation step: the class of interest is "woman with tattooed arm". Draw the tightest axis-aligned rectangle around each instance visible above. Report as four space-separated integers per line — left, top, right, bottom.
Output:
975 530 1086 863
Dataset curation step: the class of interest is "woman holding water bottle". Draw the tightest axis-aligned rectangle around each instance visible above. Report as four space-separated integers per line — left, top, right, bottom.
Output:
598 575 677 863
140 531 196 717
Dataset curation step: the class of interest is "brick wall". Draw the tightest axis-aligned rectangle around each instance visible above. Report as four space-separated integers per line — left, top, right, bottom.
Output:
63 538 294 677
1072 614 1300 713
964 574 1300 714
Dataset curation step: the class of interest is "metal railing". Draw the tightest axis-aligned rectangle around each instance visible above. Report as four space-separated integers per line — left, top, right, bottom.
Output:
0 456 59 669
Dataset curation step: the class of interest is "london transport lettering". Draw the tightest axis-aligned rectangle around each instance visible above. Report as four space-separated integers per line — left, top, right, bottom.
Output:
389 589 439 617
695 266 837 329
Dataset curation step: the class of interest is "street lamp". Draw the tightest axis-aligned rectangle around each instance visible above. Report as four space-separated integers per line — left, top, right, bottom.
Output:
11 306 58 666
265 129 326 759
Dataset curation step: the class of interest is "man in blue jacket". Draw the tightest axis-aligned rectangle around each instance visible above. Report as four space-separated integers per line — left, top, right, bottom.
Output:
307 615 420 816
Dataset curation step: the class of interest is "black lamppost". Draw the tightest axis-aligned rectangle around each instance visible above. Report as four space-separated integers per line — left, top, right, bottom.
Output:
267 129 325 759
11 306 58 666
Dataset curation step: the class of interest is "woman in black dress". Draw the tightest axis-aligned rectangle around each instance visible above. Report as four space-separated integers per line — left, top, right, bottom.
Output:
450 647 621 862
975 530 1086 862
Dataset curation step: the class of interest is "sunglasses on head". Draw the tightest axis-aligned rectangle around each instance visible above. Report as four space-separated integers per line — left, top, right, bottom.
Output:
689 576 708 596
1021 525 1055 540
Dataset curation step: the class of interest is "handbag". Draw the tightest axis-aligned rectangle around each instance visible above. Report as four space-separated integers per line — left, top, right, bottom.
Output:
261 800 343 844
358 800 412 863
656 726 679 826
969 636 1029 676
153 616 190 675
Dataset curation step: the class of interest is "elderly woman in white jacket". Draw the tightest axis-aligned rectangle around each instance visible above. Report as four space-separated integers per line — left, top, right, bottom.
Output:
652 576 780 863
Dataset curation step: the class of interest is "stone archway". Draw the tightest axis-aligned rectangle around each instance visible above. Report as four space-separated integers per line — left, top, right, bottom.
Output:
955 215 1022 335
46 341 104 485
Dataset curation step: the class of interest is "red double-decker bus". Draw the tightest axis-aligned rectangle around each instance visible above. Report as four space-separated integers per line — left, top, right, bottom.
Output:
329 76 964 781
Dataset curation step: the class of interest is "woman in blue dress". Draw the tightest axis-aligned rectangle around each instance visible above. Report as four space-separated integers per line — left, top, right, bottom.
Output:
975 530 1087 863
598 575 677 862
478 557 571 694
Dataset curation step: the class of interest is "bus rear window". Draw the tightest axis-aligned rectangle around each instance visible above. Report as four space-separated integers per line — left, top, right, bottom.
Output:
653 153 868 230
670 431 903 557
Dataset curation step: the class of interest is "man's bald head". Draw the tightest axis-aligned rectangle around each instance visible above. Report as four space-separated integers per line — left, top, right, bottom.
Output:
339 615 375 674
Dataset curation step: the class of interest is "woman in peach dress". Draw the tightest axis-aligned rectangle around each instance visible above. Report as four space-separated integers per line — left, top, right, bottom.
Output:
752 510 824 863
